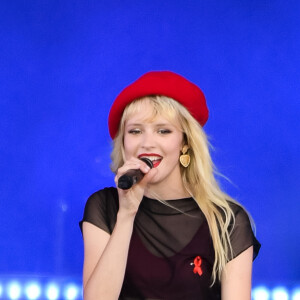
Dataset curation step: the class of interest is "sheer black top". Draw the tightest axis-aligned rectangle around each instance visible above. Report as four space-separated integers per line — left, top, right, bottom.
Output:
79 187 260 300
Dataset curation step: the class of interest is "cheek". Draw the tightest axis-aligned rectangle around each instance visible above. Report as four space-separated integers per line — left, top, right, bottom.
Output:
164 142 182 162
168 136 184 155
123 136 136 158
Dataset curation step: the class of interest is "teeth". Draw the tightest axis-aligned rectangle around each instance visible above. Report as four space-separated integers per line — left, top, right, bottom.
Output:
140 156 162 162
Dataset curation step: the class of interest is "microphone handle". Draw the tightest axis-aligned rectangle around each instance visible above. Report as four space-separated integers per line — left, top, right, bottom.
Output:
117 158 153 190
118 169 144 190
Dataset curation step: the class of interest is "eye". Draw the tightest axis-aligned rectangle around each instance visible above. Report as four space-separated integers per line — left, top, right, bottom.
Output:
128 129 142 135
158 129 172 134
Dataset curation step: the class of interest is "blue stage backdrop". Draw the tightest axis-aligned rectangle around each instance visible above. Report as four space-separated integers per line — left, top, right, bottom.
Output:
0 1 299 299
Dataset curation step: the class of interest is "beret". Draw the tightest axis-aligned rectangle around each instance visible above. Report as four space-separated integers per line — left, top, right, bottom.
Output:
108 70 208 139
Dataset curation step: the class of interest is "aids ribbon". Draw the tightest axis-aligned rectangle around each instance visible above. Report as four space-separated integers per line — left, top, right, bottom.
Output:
193 256 203 276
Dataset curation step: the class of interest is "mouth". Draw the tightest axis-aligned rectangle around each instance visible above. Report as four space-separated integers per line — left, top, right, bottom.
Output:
138 153 163 168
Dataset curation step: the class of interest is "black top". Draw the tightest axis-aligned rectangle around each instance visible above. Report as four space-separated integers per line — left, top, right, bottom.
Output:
79 187 260 300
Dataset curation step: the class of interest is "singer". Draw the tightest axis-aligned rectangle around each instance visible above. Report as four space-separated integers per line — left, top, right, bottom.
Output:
79 71 260 300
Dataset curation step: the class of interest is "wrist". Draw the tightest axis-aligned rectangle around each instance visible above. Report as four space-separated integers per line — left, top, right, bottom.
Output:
117 209 136 224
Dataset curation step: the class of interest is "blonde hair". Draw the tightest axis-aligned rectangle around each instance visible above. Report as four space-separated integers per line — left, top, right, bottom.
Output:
110 95 243 284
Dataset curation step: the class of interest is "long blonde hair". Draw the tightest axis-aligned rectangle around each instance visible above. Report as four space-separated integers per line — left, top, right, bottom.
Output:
111 95 243 284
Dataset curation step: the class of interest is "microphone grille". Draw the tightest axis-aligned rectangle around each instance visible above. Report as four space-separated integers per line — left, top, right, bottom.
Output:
139 157 153 169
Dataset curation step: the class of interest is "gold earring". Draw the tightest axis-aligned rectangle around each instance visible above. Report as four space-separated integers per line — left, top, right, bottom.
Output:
180 145 190 167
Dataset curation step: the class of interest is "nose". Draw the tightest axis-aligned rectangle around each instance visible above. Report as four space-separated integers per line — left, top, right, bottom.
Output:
141 131 156 149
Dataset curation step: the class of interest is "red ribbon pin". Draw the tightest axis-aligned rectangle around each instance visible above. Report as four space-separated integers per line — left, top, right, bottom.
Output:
193 256 203 276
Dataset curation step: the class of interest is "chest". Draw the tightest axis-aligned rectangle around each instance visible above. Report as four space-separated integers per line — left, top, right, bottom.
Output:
121 219 221 300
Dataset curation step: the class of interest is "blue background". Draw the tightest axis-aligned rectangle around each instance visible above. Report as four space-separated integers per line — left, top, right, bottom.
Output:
0 0 299 294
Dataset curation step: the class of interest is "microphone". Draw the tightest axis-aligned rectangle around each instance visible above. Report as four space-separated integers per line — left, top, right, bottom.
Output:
117 157 153 190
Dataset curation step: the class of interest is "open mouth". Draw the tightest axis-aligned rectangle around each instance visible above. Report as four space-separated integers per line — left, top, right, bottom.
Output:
138 154 163 168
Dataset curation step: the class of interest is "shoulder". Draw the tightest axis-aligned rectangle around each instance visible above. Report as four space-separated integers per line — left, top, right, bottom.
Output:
85 186 119 219
228 201 251 224
226 201 261 260
226 201 253 235
80 187 119 234
217 201 251 228
87 187 118 206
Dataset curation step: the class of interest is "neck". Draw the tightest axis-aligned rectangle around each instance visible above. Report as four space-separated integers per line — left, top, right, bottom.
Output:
144 182 191 200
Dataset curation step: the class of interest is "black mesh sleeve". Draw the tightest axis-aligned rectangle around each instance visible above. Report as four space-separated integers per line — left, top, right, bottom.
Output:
228 203 261 261
79 187 119 234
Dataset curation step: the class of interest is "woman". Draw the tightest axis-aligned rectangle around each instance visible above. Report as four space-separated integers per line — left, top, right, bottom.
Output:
80 71 260 300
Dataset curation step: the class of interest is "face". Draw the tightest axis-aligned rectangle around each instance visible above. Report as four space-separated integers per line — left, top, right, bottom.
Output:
123 100 184 187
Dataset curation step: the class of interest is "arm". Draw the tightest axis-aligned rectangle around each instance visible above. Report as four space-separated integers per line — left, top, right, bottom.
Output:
82 159 157 300
82 212 135 300
221 246 253 300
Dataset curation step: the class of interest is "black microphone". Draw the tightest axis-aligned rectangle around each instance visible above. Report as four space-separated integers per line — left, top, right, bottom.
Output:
117 157 153 190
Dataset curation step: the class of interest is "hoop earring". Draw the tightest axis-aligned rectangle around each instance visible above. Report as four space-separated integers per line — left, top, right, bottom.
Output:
180 145 190 168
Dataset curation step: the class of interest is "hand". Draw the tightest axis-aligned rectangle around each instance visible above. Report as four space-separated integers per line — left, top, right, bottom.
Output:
115 158 157 216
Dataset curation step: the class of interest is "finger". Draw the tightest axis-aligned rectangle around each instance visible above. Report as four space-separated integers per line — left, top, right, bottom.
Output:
139 168 158 187
117 159 151 177
116 162 142 176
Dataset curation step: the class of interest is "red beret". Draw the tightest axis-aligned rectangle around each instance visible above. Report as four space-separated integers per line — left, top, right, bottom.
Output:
108 71 208 138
